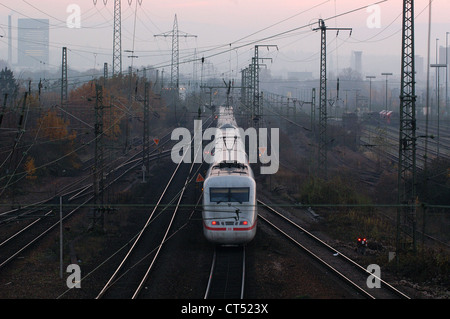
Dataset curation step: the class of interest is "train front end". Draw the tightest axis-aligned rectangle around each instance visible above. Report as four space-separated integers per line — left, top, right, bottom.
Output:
202 174 257 245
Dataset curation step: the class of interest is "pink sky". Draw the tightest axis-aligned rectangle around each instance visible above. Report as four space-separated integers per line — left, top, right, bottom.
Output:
0 0 449 74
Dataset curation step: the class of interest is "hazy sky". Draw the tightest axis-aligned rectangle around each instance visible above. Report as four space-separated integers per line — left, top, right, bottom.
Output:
0 0 449 79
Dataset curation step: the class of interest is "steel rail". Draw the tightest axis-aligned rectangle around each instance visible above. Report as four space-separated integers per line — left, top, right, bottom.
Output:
0 147 154 271
131 116 215 299
95 153 185 298
204 246 246 299
97 116 214 299
258 213 375 299
258 199 411 299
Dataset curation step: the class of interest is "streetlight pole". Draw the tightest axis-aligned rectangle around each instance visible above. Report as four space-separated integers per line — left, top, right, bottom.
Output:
366 75 376 112
381 72 393 111
435 38 439 118
446 32 449 116
430 63 447 158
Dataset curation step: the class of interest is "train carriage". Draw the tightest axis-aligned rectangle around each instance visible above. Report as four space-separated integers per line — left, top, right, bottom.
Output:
202 106 257 245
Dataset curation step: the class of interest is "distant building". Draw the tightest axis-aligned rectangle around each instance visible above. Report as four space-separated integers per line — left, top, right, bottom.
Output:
287 71 313 81
351 51 362 75
17 19 49 68
438 46 449 87
438 45 449 65
8 15 12 66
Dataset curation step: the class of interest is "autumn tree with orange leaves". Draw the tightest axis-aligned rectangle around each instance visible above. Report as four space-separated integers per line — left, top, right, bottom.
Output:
69 81 123 141
37 109 76 141
24 156 37 180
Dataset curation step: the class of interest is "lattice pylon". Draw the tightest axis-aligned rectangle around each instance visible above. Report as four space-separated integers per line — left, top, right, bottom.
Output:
397 0 417 253
61 47 68 108
155 14 197 101
318 20 328 179
112 0 122 76
313 20 351 179
171 14 179 94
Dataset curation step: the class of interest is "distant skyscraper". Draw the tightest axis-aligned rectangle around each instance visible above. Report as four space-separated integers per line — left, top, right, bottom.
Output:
17 19 49 68
352 51 362 75
438 45 449 65
8 15 12 65
439 46 449 87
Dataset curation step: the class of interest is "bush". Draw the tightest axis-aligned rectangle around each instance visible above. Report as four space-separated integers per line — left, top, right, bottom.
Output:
387 248 450 285
299 174 371 206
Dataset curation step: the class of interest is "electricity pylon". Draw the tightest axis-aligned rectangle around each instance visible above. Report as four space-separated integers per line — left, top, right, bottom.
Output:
93 84 105 229
113 0 122 76
252 45 277 128
155 14 197 100
61 47 68 108
397 0 417 254
313 19 351 179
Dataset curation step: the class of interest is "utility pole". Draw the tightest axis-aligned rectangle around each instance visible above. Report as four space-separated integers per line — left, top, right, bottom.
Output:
142 81 150 180
381 72 393 111
124 66 132 153
313 19 351 179
300 88 316 134
61 47 68 110
306 88 316 174
251 45 277 128
240 67 251 125
430 63 446 157
93 84 105 230
397 0 417 256
446 32 449 115
240 66 253 125
366 75 376 112
113 0 122 76
95 0 139 75
104 62 108 87
241 68 248 107
8 92 28 177
445 32 450 112
155 14 197 104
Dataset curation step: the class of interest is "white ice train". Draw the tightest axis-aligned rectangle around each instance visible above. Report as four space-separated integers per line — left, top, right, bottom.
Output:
202 106 257 245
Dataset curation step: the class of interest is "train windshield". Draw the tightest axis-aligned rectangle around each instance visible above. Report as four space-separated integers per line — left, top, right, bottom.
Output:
210 187 249 203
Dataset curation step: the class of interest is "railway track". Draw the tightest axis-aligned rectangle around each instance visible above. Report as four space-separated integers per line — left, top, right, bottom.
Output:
204 246 245 299
257 199 411 299
96 118 213 299
361 124 450 171
95 160 190 298
0 129 174 224
0 148 169 271
0 125 183 274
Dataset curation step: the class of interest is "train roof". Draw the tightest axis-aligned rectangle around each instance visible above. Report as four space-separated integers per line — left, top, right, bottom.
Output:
220 123 235 129
208 160 250 177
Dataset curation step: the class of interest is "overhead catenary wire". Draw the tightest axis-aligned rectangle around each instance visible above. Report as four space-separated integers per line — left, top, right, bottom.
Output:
0 0 410 191
4 0 389 80
149 0 389 74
